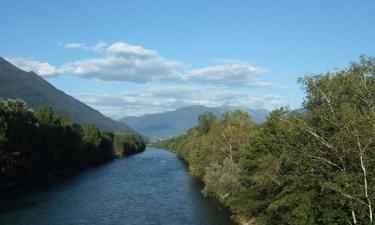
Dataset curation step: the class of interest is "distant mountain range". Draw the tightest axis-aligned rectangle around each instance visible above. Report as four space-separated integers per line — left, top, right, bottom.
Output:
0 57 135 133
120 105 268 141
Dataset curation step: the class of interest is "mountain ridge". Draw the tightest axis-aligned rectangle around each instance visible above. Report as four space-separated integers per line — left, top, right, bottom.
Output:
0 57 135 133
120 105 268 140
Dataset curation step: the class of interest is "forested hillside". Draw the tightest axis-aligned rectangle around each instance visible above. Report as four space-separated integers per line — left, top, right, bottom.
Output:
153 56 375 225
0 57 134 133
0 100 145 187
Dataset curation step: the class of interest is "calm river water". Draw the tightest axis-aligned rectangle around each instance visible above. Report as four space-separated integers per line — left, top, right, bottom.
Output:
0 147 236 225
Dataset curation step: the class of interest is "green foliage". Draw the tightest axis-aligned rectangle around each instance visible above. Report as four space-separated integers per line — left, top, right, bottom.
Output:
0 99 144 185
114 133 146 157
202 157 241 203
158 56 375 225
0 99 37 182
197 112 217 135
83 124 102 146
34 105 55 125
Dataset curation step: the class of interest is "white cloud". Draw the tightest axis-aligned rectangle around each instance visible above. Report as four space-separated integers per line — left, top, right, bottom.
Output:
5 57 66 76
107 42 158 58
63 42 108 53
62 56 181 83
92 42 108 52
72 91 188 117
64 43 85 49
70 83 283 117
239 94 283 106
8 41 271 87
150 86 199 98
5 41 288 118
179 62 269 86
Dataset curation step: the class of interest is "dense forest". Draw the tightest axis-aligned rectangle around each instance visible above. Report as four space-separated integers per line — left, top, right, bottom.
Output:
153 56 375 225
0 100 145 187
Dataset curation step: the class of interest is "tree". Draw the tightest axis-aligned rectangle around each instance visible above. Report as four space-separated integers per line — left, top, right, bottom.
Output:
114 133 145 157
197 112 217 135
34 105 56 125
213 110 254 161
83 124 102 146
0 99 37 181
203 157 241 203
290 56 375 224
0 99 122 185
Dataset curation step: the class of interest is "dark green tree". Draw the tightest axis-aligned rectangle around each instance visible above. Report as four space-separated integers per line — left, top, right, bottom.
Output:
197 112 217 135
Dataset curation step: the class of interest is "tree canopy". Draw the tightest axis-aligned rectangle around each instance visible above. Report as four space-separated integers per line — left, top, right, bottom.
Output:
153 56 375 225
0 100 146 186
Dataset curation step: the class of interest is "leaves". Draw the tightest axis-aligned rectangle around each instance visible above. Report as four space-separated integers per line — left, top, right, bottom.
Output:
0 99 145 184
156 56 375 225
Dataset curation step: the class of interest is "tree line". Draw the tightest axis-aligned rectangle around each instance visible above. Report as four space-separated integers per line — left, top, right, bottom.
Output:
153 56 375 225
0 100 145 187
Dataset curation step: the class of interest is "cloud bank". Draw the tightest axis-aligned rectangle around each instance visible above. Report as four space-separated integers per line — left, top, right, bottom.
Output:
8 42 269 87
72 85 282 117
7 41 283 117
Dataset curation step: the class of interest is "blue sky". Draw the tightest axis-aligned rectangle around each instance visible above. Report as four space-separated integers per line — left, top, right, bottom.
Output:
1 0 375 118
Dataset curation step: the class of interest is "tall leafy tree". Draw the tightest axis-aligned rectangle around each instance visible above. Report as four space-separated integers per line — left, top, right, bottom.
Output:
293 56 375 224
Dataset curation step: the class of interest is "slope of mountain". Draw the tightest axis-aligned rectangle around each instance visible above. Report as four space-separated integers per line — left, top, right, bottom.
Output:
120 105 268 140
0 57 134 133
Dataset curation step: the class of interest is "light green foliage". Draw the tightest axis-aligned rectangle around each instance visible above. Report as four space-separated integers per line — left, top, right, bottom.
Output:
216 110 254 161
83 124 102 146
34 105 55 125
203 157 241 202
114 133 145 157
154 109 255 189
157 56 375 225
57 115 73 127
294 56 375 224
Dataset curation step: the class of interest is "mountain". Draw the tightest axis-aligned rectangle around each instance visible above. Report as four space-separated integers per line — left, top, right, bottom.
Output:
0 57 134 133
120 105 268 140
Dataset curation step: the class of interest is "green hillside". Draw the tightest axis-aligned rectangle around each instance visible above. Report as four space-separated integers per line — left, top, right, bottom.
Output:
0 57 134 133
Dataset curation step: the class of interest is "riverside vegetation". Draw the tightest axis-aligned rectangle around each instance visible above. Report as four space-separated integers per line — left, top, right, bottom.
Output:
153 56 375 225
0 100 145 187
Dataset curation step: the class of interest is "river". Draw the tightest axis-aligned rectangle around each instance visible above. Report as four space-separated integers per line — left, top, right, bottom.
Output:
0 147 236 225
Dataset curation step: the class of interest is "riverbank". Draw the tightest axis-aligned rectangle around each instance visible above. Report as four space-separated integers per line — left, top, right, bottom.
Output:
150 142 244 224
